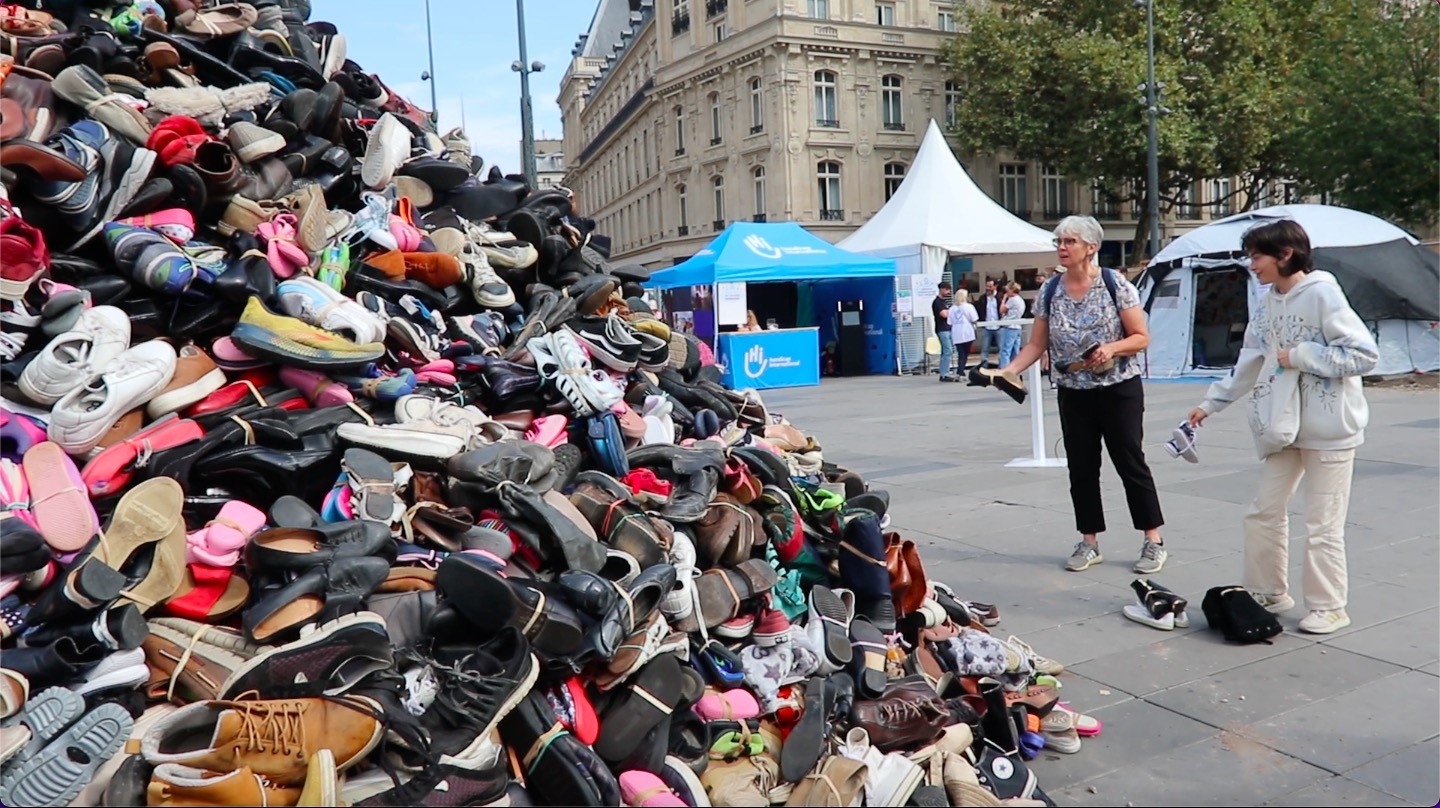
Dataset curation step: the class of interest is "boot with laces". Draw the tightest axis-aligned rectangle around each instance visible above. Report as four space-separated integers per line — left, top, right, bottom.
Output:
146 763 301 807
140 695 385 785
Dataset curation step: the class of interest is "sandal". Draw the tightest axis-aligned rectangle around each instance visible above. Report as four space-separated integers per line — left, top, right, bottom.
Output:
342 447 400 524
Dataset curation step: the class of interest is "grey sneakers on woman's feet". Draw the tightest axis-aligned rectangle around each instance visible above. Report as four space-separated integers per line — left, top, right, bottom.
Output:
1066 541 1103 571
1132 541 1168 574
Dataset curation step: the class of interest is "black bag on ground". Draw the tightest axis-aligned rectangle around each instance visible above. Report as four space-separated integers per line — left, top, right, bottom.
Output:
1201 586 1282 644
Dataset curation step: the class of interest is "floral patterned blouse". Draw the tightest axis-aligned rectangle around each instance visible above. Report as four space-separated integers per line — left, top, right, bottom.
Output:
1033 269 1143 390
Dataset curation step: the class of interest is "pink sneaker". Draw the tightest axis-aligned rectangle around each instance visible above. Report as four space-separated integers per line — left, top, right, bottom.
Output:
22 441 99 552
117 208 196 244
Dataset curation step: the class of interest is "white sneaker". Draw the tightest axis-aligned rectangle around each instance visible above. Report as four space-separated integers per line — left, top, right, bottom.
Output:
1039 710 1082 754
459 241 516 309
47 340 176 455
466 221 538 269
838 727 924 807
361 113 411 190
17 305 130 405
1298 609 1350 634
393 395 509 445
276 276 387 345
75 647 147 696
1250 592 1296 613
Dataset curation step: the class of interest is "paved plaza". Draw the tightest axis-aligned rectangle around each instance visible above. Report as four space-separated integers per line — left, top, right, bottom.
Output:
764 373 1440 807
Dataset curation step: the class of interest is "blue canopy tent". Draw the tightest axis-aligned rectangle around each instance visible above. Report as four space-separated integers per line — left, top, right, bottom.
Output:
647 223 898 379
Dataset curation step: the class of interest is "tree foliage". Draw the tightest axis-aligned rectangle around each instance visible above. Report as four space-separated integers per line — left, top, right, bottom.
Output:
942 0 1437 247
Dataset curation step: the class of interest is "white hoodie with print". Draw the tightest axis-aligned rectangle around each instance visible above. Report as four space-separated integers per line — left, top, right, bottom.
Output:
1198 271 1379 451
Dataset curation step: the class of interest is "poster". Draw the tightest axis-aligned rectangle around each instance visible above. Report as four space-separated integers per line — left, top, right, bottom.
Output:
716 282 747 326
911 274 940 301
895 289 913 315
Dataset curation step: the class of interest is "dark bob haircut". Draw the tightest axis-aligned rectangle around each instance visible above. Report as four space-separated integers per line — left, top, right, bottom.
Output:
1241 219 1313 277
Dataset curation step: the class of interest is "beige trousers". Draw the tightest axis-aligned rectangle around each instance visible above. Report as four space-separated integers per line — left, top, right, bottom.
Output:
1243 447 1355 611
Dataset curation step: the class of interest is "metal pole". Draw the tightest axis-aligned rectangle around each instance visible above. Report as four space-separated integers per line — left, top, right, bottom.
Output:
516 0 538 189
1144 0 1161 259
423 0 439 123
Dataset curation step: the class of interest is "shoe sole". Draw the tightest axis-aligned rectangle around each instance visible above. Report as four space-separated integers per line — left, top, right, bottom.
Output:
145 367 228 419
231 322 382 370
809 586 853 668
69 146 157 251
1065 553 1102 572
1122 603 1175 630
75 663 148 697
0 703 131 808
23 441 98 552
438 653 539 768
298 748 337 807
220 611 392 700
7 687 83 761
94 477 186 613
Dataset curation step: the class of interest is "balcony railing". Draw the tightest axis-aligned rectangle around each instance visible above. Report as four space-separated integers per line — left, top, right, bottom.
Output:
814 25 838 38
709 137 722 146
815 118 839 128
1093 203 1120 219
677 225 690 236
1042 208 1073 219
1177 205 1200 219
705 0 727 17
883 121 905 131
749 124 763 134
672 12 690 34
752 214 767 222
713 219 725 231
820 209 844 221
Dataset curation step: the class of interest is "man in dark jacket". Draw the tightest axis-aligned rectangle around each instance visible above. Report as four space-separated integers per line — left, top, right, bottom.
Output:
975 277 1001 368
932 281 953 380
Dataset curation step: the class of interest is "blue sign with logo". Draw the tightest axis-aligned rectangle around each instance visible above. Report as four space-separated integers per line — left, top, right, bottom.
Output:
718 329 821 390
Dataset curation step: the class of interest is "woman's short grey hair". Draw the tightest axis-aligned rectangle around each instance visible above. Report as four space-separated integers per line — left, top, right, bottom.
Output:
1054 215 1104 246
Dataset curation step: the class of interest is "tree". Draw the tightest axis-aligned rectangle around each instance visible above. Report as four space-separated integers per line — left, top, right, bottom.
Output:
942 0 1312 257
1280 0 1438 226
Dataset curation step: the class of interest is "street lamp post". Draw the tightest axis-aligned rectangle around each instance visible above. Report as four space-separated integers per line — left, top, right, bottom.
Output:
513 0 544 189
422 0 439 123
1139 0 1161 259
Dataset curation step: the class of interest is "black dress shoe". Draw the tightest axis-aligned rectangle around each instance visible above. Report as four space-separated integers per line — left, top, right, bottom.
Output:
247 520 395 573
345 264 464 313
192 444 338 504
242 555 391 643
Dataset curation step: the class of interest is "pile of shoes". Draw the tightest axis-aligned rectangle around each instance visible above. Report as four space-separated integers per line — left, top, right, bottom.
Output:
0 1 1105 806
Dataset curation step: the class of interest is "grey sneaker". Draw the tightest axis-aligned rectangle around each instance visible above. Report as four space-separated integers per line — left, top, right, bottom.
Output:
1065 541 1103 571
1249 592 1296 613
1132 541 1168 574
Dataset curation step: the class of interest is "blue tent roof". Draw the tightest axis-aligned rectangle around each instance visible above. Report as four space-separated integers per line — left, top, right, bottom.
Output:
647 222 896 289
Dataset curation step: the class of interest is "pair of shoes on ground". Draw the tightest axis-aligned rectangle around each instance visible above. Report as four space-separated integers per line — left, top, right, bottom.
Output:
1065 539 1168 574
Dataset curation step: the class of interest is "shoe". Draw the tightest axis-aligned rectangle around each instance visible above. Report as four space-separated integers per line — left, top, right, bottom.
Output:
0 214 50 302
227 121 286 163
52 65 152 145
241 555 390 643
1005 635 1063 676
17 305 130 406
1065 541 1102 572
142 619 260 704
1250 592 1296 613
1298 609 1350 634
361 113 409 189
104 222 198 295
0 702 132 808
146 763 302 807
459 241 515 308
231 297 386 370
1165 421 1199 463
74 646 149 696
1132 540 1167 574
277 276 388 344
423 627 539 765
836 726 924 807
47 341 177 456
221 612 393 700
140 695 384 786
62 121 158 250
146 345 227 418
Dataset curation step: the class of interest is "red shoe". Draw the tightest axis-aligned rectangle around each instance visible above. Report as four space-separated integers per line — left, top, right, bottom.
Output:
185 379 273 417
81 414 204 497
146 115 213 167
0 206 49 301
752 595 792 647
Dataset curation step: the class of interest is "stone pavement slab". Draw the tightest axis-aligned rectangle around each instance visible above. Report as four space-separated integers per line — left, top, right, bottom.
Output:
765 376 1440 806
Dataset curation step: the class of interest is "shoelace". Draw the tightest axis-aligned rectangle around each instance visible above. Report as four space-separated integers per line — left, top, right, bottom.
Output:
234 700 307 757
875 697 941 725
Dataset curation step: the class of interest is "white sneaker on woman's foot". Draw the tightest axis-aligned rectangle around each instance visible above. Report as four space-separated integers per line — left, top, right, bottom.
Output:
1298 609 1350 634
1249 592 1296 613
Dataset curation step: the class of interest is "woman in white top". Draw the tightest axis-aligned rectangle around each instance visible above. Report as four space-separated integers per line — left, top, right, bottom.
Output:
948 289 979 376
998 281 1025 368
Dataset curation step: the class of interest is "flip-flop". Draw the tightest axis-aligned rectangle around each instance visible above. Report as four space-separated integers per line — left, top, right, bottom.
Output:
849 618 889 699
22 441 99 552
164 564 250 622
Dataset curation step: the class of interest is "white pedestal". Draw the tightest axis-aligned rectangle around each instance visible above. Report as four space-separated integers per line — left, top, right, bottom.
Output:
1007 362 1068 468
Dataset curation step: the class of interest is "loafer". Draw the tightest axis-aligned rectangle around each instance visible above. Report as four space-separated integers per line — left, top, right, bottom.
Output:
247 520 395 572
241 555 390 643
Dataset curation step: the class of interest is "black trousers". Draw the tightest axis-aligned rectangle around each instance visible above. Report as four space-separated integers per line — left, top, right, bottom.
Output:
1055 376 1165 535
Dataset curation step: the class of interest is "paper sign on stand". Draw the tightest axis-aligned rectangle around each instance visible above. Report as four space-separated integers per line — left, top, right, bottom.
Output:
911 275 939 302
895 290 913 315
716 282 747 326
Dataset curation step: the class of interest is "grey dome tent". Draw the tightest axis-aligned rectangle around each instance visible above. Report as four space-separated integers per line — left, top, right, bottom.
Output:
1137 204 1439 377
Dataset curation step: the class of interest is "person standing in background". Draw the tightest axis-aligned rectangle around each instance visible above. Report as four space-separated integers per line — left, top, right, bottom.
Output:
998 281 1024 368
931 281 954 381
975 278 1001 367
948 288 979 377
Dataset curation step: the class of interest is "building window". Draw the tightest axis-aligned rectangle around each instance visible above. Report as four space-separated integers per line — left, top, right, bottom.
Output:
753 166 766 221
881 74 903 130
712 176 725 229
749 78 763 133
943 80 960 127
818 160 842 219
642 129 650 175
712 21 727 42
1211 177 1233 216
937 6 956 32
705 0 727 18
709 93 722 145
999 163 1028 218
1091 181 1119 219
807 0 828 19
875 2 895 25
672 0 690 34
677 184 689 234
1041 165 1070 218
1176 182 1199 219
674 105 685 155
814 70 838 127
884 162 905 201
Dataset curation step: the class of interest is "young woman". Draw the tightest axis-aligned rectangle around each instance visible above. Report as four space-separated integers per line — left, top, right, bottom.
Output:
948 288 979 376
1187 219 1378 634
997 282 1025 369
738 310 762 332
1002 216 1167 574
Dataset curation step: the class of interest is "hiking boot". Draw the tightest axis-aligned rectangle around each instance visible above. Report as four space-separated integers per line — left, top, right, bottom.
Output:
1065 541 1102 571
1132 540 1167 574
423 627 539 766
140 696 384 786
1298 609 1350 635
1249 592 1295 613
220 612 394 700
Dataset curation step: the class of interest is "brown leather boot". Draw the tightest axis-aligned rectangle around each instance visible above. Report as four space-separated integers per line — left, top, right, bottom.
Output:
148 763 301 807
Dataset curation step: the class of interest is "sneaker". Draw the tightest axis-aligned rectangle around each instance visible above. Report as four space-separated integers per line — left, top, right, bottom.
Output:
74 647 148 696
361 113 410 190
230 297 386 370
220 612 394 700
1165 421 1199 463
1039 709 1081 754
1065 541 1102 572
459 242 516 309
0 214 49 302
226 121 286 163
1298 609 1350 635
17 305 131 406
277 275 388 344
1132 541 1168 574
47 340 178 456
1004 635 1063 676
104 222 198 295
1250 592 1295 613
146 763 301 806
421 627 538 766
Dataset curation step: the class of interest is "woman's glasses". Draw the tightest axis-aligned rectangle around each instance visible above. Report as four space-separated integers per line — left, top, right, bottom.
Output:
1053 237 1082 247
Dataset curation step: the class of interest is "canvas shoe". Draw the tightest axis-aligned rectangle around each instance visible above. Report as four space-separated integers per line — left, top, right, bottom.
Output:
1165 421 1199 463
459 242 516 308
1039 710 1081 754
277 275 387 345
17 305 131 406
1004 635 1064 676
837 726 924 807
1298 609 1350 634
1065 541 1102 572
48 341 177 456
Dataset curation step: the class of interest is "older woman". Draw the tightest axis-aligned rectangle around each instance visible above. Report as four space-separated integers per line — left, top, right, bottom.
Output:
1001 216 1168 574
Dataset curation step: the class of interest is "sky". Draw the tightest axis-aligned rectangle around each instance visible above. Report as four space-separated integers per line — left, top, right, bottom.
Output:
313 0 597 173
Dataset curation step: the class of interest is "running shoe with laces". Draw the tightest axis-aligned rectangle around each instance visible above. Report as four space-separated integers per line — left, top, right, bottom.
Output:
1132 540 1168 574
1298 608 1350 634
419 627 538 767
1065 541 1102 572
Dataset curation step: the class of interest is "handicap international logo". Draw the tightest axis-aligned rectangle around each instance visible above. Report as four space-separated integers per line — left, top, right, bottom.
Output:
743 233 783 260
744 344 769 378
